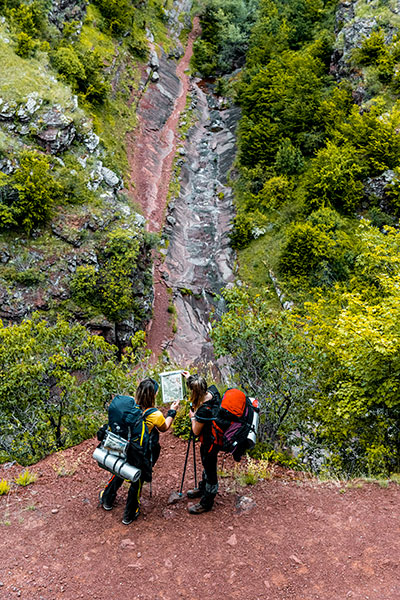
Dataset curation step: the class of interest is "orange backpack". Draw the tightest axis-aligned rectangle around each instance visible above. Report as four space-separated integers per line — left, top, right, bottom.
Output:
210 388 259 461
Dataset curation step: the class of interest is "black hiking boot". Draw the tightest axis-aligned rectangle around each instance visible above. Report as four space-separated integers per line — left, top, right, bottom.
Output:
187 488 202 499
188 503 211 514
99 490 113 511
122 508 140 525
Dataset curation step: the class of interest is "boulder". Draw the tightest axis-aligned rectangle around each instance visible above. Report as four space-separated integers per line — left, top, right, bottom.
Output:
101 166 121 189
364 169 396 203
34 107 76 154
83 131 100 153
149 49 160 70
0 99 17 119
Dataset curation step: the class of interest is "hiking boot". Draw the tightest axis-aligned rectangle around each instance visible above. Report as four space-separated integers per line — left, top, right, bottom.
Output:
99 490 113 511
188 503 211 515
187 488 202 499
122 508 140 525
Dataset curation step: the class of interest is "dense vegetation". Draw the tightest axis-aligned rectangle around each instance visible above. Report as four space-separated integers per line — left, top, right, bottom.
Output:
0 315 148 465
191 0 400 476
0 0 178 464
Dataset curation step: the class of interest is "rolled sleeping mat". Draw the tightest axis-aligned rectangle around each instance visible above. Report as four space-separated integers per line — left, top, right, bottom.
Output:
93 446 141 482
247 398 260 449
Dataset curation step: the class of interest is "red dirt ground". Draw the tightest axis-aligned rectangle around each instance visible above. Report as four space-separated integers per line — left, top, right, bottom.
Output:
1 430 400 600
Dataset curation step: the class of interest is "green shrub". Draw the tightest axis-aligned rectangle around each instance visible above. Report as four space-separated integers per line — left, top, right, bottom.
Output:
230 211 256 249
0 479 10 495
55 158 95 204
191 0 257 75
274 139 304 175
0 151 63 233
15 469 38 486
257 176 294 211
279 222 335 276
1 266 44 286
52 46 86 88
305 142 365 213
307 207 347 233
15 31 36 58
9 1 46 37
339 105 400 175
191 39 217 76
354 29 388 67
71 228 151 325
0 315 143 465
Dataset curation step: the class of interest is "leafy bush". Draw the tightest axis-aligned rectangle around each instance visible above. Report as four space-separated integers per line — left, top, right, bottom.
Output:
238 51 325 166
257 176 294 210
0 314 145 465
15 469 38 486
8 0 47 38
274 139 304 175
354 29 388 67
71 228 153 326
0 151 63 233
230 211 257 249
279 222 335 276
52 46 86 88
15 31 36 57
0 479 10 495
191 0 258 75
305 142 365 213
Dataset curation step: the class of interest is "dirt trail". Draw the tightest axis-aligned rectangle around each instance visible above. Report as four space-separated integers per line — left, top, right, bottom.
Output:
127 20 201 362
1 432 400 600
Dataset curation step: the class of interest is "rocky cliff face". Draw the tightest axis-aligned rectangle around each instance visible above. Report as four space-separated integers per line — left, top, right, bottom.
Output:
0 5 154 346
332 0 400 80
331 0 400 207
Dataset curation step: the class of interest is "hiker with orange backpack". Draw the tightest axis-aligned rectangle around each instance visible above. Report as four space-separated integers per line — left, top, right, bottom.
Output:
183 371 222 514
183 372 260 514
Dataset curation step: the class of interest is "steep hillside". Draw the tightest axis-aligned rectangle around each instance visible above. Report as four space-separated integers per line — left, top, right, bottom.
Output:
0 0 192 347
192 0 400 478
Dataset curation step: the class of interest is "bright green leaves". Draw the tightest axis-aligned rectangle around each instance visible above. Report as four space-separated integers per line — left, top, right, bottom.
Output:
298 222 400 474
305 142 365 213
0 151 63 233
0 314 145 465
71 227 149 324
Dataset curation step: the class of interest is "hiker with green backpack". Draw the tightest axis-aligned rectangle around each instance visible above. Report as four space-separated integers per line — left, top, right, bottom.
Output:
98 378 179 525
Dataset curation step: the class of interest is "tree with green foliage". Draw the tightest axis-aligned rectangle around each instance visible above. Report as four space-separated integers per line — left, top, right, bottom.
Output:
305 141 365 213
0 315 147 465
0 151 63 233
191 0 258 75
71 227 154 346
212 287 318 452
297 221 400 475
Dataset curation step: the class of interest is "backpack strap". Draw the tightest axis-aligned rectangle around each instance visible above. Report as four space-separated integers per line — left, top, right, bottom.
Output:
143 407 159 418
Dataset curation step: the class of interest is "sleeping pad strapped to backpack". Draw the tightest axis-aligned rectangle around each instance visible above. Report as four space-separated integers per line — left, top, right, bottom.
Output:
107 394 157 481
210 388 259 462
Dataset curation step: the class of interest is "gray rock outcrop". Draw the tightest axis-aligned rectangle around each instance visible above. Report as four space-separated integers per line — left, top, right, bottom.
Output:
332 0 400 81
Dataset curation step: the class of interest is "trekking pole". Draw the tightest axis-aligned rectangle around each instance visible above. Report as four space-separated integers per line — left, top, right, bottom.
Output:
179 429 195 497
192 429 197 489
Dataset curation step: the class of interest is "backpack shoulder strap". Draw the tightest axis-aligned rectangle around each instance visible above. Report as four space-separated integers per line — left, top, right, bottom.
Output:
143 407 159 417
